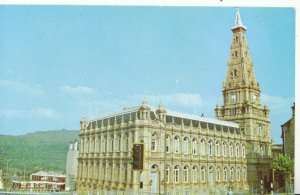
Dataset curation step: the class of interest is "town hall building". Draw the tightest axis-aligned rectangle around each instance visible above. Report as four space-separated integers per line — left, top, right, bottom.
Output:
76 9 272 194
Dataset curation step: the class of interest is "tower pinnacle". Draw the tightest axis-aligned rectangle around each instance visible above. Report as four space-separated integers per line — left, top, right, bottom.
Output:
232 8 247 31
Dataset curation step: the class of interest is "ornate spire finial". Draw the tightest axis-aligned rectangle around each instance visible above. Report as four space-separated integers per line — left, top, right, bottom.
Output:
232 8 247 30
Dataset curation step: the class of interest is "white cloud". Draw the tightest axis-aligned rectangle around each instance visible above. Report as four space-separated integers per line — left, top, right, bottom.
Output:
0 80 43 96
261 93 294 114
60 85 95 94
0 107 59 119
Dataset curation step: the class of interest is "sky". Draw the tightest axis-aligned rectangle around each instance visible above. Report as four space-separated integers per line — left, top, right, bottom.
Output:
0 6 295 144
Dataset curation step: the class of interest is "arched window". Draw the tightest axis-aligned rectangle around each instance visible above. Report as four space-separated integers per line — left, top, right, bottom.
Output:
243 167 247 181
216 167 221 182
229 143 234 157
223 167 228 182
208 166 213 184
174 166 179 183
111 135 114 152
118 134 121 152
166 135 170 153
260 144 265 158
201 139 206 155
192 138 197 155
258 124 264 136
174 136 180 154
192 166 197 183
230 167 234 182
208 140 213 156
201 166 206 182
241 144 246 158
237 167 240 181
151 133 157 152
236 143 240 158
215 141 220 156
183 166 189 183
183 137 189 155
223 142 227 157
104 136 107 152
166 166 170 183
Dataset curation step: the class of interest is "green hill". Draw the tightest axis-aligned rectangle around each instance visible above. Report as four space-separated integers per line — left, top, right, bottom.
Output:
0 130 79 176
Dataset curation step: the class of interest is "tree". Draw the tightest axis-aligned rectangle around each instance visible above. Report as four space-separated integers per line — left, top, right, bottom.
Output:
273 154 294 178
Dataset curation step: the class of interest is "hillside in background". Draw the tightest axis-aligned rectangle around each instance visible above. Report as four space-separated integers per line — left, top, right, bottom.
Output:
0 130 79 176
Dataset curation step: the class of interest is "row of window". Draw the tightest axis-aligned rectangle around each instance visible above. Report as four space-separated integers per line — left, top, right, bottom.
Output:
151 134 246 158
167 165 247 183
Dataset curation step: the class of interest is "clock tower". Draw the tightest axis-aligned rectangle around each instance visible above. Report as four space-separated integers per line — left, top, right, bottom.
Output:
215 9 272 189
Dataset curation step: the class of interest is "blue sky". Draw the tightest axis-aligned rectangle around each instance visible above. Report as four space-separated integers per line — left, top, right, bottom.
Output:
0 6 295 143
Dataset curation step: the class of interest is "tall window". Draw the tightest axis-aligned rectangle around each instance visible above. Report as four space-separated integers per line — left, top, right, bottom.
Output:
229 143 234 157
192 166 197 183
125 133 129 151
183 166 188 183
223 167 227 182
230 167 234 182
216 167 220 182
104 136 107 152
111 135 114 152
258 124 264 136
201 139 206 155
174 136 180 154
166 166 170 183
260 144 264 158
237 167 240 181
241 144 246 158
192 138 197 155
236 143 240 158
98 136 101 152
166 135 170 153
201 166 205 182
208 166 213 184
223 142 227 157
243 167 247 181
215 141 220 156
151 133 157 152
118 134 121 152
183 137 189 155
174 166 179 183
208 140 213 156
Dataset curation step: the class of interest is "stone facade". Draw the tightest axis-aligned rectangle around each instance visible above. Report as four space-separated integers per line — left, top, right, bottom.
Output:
77 100 248 193
215 9 273 190
281 103 295 159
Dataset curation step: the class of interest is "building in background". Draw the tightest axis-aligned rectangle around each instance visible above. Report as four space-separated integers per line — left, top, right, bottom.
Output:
65 140 79 191
12 171 66 192
281 103 295 159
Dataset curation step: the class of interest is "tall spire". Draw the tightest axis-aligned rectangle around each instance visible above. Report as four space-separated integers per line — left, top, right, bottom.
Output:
231 8 247 31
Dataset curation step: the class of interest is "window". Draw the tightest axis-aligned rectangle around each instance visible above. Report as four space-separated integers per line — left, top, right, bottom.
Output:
243 167 247 181
258 124 264 137
118 134 122 152
223 167 227 182
260 144 264 158
223 142 227 157
125 133 129 151
98 136 101 152
174 136 180 153
201 167 205 182
216 141 220 156
151 133 157 152
201 139 206 155
229 143 234 157
208 166 213 184
216 167 221 182
183 166 188 183
166 166 170 183
192 138 197 155
241 144 246 158
104 136 107 152
166 135 170 153
192 166 197 183
208 140 213 156
111 135 114 152
236 143 240 158
230 167 234 182
237 167 240 181
183 137 189 154
174 166 179 183
234 51 238 58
